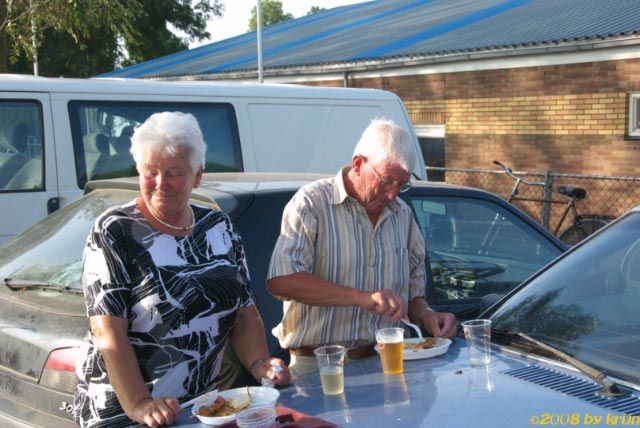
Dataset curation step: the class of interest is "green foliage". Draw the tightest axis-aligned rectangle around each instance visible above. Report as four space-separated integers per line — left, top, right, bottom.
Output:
123 0 223 66
307 6 326 15
14 26 119 76
2 0 131 66
1 0 223 76
248 0 293 31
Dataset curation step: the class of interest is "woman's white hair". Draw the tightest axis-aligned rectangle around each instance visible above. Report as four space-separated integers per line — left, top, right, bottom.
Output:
130 111 206 173
352 118 416 173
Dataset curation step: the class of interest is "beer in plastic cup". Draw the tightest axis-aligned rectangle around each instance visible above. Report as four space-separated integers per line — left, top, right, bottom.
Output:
462 319 492 366
375 327 404 374
314 345 346 395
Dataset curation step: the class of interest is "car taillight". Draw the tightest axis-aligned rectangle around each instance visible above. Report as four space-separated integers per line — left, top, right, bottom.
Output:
40 347 78 394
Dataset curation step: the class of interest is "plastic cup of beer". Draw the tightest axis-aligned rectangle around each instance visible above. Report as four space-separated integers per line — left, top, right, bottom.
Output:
375 327 404 375
314 345 346 395
462 319 492 366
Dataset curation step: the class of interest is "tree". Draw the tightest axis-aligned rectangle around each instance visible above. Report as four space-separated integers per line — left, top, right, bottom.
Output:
1 0 223 76
1 0 132 73
307 6 326 15
9 25 119 77
248 0 293 31
122 0 223 67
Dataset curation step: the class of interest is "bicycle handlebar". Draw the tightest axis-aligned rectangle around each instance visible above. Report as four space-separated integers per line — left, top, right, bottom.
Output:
493 160 546 187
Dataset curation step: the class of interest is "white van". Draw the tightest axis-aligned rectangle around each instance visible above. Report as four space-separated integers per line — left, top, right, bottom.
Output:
0 74 424 244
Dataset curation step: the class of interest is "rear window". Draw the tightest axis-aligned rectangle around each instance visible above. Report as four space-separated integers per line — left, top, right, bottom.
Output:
0 189 219 290
68 101 243 189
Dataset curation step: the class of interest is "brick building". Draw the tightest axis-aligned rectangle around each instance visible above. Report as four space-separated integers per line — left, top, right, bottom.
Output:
105 0 640 177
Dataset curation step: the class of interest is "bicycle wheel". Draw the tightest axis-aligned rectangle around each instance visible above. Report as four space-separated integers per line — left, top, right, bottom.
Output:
558 217 610 246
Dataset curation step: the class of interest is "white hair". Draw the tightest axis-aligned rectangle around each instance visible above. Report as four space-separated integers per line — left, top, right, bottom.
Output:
130 111 206 173
352 118 416 173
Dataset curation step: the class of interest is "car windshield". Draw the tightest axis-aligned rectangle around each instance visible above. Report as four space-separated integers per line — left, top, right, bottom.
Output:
408 195 561 305
0 190 138 290
490 211 640 385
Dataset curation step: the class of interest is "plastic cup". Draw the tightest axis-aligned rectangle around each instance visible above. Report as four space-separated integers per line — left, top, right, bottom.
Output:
235 405 276 428
314 345 346 395
462 319 492 366
375 327 404 374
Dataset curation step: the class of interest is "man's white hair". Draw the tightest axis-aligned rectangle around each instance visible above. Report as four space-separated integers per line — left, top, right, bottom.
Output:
130 111 206 173
352 118 416 173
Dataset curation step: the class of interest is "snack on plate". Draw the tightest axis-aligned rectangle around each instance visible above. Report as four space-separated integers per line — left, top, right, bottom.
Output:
197 396 225 416
405 338 436 350
197 395 250 417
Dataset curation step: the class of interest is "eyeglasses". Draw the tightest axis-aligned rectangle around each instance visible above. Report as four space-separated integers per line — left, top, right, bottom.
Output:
369 163 412 193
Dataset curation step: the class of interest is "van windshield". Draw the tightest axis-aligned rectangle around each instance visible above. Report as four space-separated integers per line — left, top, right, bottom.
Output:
68 101 243 189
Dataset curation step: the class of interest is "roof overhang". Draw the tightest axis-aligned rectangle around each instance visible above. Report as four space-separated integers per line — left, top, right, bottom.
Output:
150 35 640 83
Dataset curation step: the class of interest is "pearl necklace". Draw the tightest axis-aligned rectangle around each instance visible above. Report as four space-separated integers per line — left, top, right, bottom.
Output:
147 205 195 232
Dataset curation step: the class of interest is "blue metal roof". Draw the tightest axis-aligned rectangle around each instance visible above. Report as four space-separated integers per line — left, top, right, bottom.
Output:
103 0 640 78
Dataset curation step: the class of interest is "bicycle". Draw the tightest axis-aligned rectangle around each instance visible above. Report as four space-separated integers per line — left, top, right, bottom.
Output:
493 160 613 245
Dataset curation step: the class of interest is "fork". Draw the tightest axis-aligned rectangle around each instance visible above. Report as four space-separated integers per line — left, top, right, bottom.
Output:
181 390 217 410
401 318 423 340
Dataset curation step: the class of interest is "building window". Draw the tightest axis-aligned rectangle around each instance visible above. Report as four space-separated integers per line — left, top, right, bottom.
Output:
415 125 445 182
629 93 640 137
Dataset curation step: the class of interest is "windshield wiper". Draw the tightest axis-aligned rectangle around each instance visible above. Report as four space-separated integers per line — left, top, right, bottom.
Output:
3 278 84 295
493 329 627 397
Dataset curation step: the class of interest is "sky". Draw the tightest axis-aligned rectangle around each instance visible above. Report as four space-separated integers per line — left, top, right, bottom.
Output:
189 0 371 48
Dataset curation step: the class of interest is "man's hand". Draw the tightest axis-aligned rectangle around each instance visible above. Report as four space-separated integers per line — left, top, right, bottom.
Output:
130 397 181 427
358 289 406 321
420 310 457 338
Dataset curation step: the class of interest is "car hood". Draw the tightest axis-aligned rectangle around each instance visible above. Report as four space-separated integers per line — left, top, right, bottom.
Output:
275 339 640 427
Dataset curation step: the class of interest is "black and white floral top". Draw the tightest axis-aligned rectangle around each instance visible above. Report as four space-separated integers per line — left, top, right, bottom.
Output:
73 200 253 428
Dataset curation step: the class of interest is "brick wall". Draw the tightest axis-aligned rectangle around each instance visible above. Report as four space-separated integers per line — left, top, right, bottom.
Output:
301 58 640 176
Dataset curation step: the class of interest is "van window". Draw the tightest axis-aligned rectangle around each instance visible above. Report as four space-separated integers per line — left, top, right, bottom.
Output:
68 101 243 188
0 101 44 192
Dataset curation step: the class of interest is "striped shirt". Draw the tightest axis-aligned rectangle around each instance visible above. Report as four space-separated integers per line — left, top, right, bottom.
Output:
267 168 426 349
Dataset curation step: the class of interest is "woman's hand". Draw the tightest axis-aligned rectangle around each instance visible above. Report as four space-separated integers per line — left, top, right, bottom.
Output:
250 357 291 386
130 397 181 427
232 306 291 386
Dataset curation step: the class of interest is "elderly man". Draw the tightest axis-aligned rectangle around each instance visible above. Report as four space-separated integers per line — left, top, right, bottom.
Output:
267 118 457 376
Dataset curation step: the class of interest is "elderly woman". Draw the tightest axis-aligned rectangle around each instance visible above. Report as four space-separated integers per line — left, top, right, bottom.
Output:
73 112 289 428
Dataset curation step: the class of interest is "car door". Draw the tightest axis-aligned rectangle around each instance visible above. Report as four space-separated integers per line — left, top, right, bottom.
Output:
0 93 58 245
402 188 565 319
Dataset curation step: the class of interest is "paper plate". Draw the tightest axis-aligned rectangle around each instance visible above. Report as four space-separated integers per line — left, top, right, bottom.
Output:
191 386 280 426
403 338 452 360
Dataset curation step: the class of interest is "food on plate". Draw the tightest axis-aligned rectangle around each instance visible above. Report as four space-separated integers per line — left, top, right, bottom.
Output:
197 395 250 417
405 338 436 350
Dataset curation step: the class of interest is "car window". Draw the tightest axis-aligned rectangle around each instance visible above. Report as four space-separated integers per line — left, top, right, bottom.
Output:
490 213 640 385
0 188 222 291
409 196 561 304
0 190 138 290
0 101 44 192
0 189 220 290
68 101 242 188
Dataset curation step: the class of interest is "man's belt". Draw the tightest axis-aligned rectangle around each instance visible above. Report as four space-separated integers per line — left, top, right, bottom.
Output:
289 342 377 360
